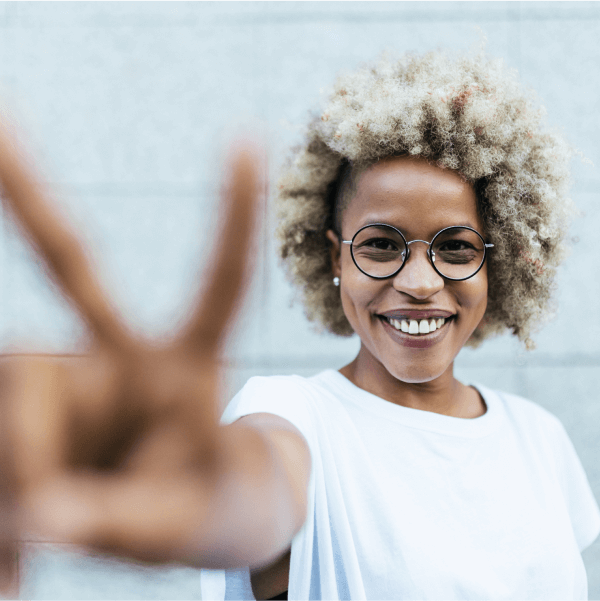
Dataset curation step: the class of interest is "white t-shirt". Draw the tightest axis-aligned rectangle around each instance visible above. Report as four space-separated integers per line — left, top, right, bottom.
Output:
199 370 600 600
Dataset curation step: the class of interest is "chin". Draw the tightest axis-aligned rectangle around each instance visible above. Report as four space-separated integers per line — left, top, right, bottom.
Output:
380 353 451 384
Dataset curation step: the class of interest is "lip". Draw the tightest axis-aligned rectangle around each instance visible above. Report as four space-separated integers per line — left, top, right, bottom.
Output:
378 314 453 349
378 309 455 320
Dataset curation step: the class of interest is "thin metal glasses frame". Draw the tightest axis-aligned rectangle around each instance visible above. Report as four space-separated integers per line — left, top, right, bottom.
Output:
340 223 494 282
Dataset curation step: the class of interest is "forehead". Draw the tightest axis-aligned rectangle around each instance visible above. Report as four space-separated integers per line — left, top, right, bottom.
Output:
342 156 481 237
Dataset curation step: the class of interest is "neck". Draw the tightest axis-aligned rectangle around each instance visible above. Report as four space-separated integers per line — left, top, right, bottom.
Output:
340 346 485 419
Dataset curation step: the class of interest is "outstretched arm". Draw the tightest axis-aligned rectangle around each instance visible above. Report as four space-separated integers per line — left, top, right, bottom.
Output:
0 126 309 594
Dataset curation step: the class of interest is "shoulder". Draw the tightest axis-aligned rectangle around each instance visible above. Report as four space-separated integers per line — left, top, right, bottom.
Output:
490 386 559 420
483 389 600 552
239 373 317 395
230 370 338 404
480 385 591 490
230 373 326 409
479 384 565 436
220 371 335 443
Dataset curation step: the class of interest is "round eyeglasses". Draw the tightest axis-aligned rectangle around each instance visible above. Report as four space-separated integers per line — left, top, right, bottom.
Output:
341 224 494 281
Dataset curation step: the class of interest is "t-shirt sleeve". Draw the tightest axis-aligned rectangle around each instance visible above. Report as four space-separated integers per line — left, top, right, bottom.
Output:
220 375 317 457
552 420 600 552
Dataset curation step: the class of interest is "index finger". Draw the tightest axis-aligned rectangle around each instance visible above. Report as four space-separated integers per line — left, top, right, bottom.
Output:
0 123 132 350
181 140 265 353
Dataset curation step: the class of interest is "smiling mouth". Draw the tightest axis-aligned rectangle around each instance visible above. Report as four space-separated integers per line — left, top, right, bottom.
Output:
379 315 453 336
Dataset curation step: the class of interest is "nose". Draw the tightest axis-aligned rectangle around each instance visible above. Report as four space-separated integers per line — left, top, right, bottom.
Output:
391 241 444 299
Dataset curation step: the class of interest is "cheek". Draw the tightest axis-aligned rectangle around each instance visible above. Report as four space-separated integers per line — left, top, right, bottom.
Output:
463 267 488 319
340 274 372 316
339 258 381 322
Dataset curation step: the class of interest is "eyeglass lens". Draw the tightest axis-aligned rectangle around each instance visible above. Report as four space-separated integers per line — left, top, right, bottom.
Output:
351 225 486 280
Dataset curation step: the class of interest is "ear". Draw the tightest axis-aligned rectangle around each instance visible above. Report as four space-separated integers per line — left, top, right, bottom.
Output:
326 229 342 278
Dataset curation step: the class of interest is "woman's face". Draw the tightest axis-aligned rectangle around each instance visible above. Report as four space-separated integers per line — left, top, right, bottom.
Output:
327 156 488 384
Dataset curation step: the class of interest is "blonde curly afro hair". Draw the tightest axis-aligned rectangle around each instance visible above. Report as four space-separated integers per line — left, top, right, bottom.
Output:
276 49 576 349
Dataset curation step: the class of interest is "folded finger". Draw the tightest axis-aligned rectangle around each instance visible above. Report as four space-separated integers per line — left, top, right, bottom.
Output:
25 470 212 564
2 357 68 490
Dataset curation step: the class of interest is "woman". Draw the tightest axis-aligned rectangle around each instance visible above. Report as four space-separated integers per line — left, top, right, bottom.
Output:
214 49 600 600
0 49 597 599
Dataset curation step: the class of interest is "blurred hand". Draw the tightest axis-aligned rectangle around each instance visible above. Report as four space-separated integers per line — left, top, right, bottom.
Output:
0 124 264 594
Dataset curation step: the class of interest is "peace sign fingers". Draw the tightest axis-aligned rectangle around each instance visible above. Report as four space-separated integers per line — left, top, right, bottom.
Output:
0 130 268 576
0 124 133 351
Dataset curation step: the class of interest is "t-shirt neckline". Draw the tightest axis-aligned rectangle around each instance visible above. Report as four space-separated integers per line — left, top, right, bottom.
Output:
316 369 504 438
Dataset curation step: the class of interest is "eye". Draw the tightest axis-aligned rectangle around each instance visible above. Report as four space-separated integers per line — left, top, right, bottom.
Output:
438 239 474 252
435 239 479 265
362 237 400 251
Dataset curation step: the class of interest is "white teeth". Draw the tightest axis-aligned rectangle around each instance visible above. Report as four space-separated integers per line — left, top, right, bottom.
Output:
386 316 450 335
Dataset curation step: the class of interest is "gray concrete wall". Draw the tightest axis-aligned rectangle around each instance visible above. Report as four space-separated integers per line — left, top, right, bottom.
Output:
0 2 599 598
